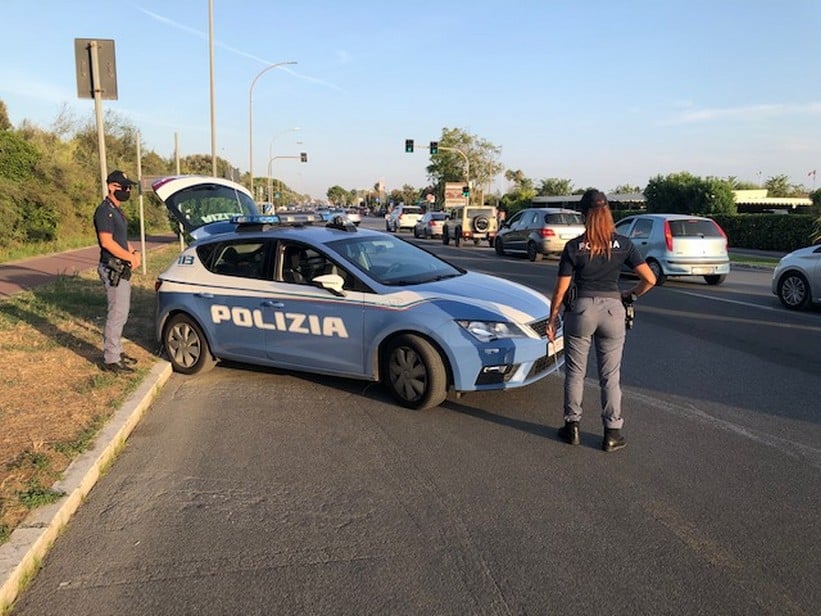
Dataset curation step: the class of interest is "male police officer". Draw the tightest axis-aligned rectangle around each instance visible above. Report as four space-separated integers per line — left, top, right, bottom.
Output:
94 170 142 373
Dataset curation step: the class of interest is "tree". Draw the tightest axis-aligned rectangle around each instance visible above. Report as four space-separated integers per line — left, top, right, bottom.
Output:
326 185 348 205
644 172 736 215
0 99 11 131
426 127 503 206
500 168 536 216
504 169 534 193
765 174 791 197
612 184 641 194
537 178 574 196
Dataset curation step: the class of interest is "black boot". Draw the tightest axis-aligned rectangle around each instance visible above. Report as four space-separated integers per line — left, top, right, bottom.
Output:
602 428 626 452
557 421 580 445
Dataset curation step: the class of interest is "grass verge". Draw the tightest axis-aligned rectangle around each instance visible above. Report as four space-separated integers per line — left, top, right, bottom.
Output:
0 243 181 545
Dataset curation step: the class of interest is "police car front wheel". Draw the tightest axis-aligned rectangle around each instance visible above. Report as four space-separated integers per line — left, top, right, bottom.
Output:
383 334 447 410
164 313 217 375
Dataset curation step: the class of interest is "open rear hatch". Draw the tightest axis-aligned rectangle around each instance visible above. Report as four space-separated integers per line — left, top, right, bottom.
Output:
152 175 260 241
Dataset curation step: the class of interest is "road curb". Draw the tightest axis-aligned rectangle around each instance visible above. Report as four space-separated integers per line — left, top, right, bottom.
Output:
0 361 173 613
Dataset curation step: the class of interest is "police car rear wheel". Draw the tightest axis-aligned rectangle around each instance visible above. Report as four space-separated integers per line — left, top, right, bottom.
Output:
384 334 447 410
164 314 217 375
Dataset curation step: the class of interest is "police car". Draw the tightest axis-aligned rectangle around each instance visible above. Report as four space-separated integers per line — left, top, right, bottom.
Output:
153 176 564 410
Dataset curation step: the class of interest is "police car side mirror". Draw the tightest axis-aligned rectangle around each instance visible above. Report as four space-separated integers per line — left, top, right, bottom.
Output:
314 273 346 297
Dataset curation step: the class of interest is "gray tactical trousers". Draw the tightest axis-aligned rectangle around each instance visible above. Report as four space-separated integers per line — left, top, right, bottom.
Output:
98 263 132 364
562 296 626 429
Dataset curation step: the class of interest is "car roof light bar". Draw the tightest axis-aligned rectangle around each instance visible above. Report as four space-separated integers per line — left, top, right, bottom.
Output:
231 214 322 227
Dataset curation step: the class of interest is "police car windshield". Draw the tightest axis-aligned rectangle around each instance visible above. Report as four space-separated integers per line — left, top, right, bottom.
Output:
328 235 463 286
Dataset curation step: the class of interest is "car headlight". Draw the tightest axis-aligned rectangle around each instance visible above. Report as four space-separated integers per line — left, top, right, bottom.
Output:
457 320 528 343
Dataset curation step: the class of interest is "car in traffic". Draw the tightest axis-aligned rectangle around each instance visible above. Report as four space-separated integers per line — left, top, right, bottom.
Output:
442 205 498 247
771 244 821 309
386 204 424 232
495 207 585 261
151 176 565 410
413 211 448 239
614 214 730 285
344 208 362 225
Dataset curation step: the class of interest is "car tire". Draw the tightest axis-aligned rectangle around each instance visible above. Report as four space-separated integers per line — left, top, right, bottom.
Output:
163 313 217 375
383 334 448 410
442 229 450 245
495 237 505 256
473 216 490 233
704 274 726 285
527 242 543 262
777 271 810 310
647 259 666 286
413 227 420 238
488 237 495 248
454 228 462 247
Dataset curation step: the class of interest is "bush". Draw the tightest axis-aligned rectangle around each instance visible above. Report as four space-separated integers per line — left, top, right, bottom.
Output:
713 214 816 252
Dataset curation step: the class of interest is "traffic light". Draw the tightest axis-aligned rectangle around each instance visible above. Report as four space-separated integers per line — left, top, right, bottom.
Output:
300 152 308 163
462 185 470 197
429 141 438 155
405 139 414 153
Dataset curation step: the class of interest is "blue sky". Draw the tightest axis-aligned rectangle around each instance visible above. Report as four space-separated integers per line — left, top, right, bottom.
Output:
2 0 821 200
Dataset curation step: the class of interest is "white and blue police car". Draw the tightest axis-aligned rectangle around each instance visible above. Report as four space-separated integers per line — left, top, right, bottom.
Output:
153 176 564 410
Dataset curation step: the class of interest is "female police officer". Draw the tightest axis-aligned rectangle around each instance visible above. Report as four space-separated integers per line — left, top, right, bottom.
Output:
546 189 656 452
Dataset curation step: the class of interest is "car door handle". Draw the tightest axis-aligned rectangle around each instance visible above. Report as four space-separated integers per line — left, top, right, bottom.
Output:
261 301 285 308
195 292 214 298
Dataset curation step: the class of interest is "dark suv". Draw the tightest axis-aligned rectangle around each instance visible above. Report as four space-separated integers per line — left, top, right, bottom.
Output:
495 208 585 261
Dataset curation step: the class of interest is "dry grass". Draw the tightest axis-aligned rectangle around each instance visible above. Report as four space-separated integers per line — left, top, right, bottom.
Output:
0 244 180 543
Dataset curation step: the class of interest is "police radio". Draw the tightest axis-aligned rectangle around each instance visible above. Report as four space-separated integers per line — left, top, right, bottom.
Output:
623 293 637 330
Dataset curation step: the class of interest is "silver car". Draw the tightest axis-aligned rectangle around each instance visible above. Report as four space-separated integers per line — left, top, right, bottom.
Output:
386 205 424 232
495 208 585 261
771 244 821 309
614 214 730 285
413 211 447 238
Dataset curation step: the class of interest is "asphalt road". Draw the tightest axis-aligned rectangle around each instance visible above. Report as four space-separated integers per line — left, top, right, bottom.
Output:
10 221 820 615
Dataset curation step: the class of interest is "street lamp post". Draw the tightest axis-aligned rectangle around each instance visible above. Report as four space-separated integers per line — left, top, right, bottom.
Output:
267 153 308 214
267 127 300 202
248 61 297 198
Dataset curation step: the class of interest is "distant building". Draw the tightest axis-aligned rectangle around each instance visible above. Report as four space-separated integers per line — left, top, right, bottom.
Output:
531 193 645 211
732 189 812 213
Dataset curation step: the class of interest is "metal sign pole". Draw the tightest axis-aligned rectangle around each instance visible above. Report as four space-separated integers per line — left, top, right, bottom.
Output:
89 41 108 198
137 132 146 274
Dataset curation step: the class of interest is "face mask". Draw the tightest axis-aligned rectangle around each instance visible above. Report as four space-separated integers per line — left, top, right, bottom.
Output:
114 189 131 202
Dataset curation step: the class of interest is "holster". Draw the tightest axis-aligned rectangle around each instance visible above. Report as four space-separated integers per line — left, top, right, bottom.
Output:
562 283 577 312
106 257 132 287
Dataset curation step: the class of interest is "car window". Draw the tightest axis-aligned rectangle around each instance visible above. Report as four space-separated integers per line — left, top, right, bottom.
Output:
328 235 463 286
545 212 584 225
210 241 268 279
615 218 634 234
505 211 524 227
669 219 723 237
630 218 654 240
166 183 258 229
278 241 357 289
